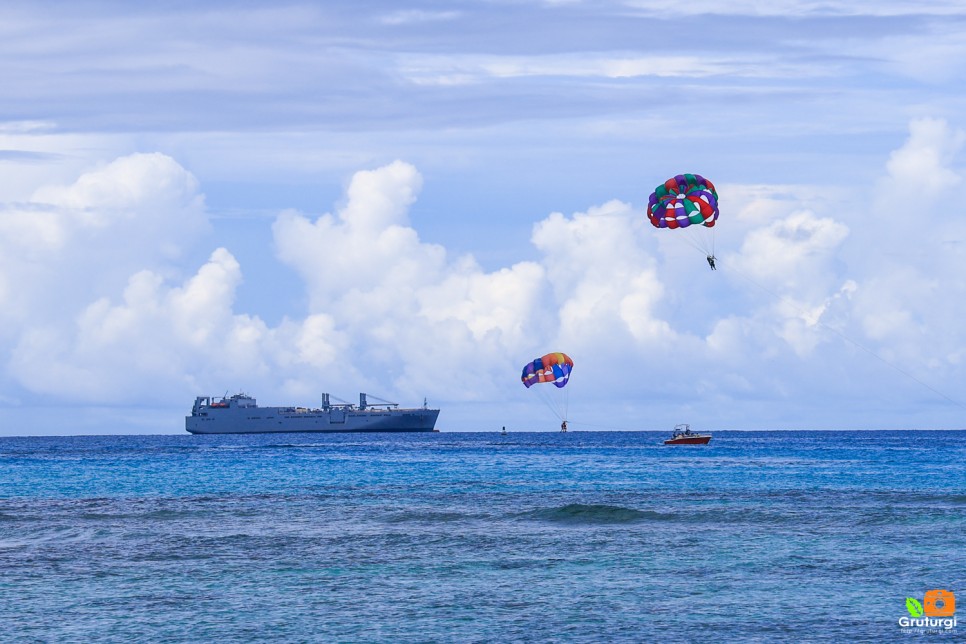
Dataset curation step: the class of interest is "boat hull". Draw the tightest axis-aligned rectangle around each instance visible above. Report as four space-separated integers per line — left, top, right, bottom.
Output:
663 435 712 445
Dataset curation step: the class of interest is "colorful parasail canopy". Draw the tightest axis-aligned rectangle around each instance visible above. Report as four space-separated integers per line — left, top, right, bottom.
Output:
647 173 718 229
521 352 574 389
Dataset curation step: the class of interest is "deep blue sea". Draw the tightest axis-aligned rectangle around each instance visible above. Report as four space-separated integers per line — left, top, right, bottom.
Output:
2 430 964 642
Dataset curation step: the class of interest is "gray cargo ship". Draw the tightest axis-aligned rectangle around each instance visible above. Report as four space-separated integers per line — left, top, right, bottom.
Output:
186 392 440 434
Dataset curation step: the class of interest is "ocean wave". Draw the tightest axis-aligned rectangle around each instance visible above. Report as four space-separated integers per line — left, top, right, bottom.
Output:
258 443 313 449
382 510 477 524
523 503 670 524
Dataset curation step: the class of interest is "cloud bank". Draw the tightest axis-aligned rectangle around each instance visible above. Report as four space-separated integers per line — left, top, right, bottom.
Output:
1 118 964 431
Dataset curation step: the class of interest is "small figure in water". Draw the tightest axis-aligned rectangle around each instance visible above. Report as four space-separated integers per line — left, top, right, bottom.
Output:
561 420 568 432
706 255 716 270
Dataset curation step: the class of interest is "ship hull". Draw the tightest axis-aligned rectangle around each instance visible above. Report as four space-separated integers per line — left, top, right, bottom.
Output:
186 407 439 434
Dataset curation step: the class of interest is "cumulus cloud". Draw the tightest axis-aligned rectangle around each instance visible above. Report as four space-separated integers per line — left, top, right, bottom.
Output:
10 249 253 399
273 161 547 400
0 152 209 332
6 243 358 404
272 172 686 404
273 160 442 309
879 118 965 209
714 118 966 387
730 210 849 297
843 119 966 372
531 200 671 351
1 119 965 429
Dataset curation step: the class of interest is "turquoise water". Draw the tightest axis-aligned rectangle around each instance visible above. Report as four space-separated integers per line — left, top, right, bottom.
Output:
2 431 964 642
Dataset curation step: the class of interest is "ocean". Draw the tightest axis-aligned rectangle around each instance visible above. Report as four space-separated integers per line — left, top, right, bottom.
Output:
1 430 964 642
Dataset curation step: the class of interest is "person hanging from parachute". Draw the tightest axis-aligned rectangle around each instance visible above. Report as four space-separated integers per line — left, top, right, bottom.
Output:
647 173 720 270
521 352 574 431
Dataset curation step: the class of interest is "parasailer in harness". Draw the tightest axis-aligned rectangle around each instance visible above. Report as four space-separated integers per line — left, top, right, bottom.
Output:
706 255 716 270
521 352 574 433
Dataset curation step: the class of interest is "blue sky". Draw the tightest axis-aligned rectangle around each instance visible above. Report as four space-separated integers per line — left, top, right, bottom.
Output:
2 1 966 434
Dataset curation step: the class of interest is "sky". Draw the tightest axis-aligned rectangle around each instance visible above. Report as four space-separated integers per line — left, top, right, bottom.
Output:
2 0 966 434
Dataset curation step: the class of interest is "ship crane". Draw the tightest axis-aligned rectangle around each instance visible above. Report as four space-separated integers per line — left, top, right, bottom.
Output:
359 393 399 410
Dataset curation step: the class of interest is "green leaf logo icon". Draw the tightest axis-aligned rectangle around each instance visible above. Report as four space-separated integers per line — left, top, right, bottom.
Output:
906 597 924 617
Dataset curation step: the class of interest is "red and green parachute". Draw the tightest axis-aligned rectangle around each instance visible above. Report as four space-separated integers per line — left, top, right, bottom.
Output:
647 173 718 229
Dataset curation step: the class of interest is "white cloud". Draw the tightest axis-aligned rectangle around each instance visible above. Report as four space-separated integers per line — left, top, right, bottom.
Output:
842 119 966 374
396 52 825 86
2 116 966 429
6 244 355 404
880 118 965 203
714 118 966 387
292 314 346 370
0 129 131 202
0 205 66 254
379 9 460 25
273 160 443 310
9 248 260 400
31 152 207 254
532 200 671 350
272 161 549 400
270 167 685 403
729 210 850 297
3 0 966 434
825 22 966 84
417 259 546 346
0 152 209 332
620 0 966 17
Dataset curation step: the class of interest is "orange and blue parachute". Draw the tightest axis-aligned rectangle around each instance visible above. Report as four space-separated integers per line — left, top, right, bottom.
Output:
647 173 718 229
521 352 574 389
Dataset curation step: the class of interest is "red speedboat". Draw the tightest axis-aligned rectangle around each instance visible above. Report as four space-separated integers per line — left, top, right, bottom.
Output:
664 424 712 445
